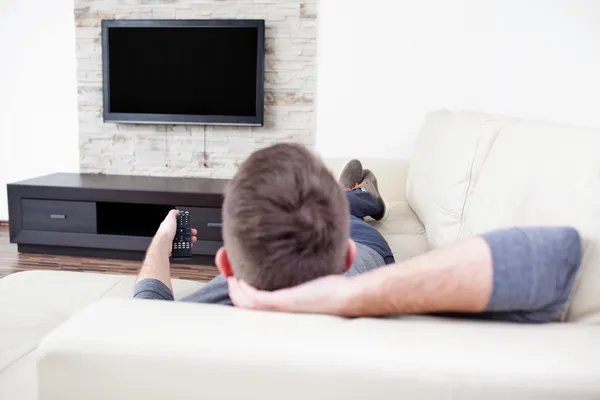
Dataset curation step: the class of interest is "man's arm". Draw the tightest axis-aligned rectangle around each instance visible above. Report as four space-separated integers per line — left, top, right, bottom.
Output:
228 227 582 320
137 227 176 292
228 236 493 317
134 210 197 299
344 236 493 316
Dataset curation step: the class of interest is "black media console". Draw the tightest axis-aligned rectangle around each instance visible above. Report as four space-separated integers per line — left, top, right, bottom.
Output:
7 173 229 265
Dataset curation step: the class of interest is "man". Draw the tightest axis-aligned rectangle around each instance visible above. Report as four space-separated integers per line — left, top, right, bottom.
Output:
135 143 582 323
135 143 395 303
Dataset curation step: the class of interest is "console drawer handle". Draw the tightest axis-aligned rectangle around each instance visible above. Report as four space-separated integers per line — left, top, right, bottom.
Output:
50 214 67 220
207 222 222 228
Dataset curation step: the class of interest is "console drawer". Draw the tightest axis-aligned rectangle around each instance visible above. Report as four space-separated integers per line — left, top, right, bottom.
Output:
178 206 222 241
21 199 97 233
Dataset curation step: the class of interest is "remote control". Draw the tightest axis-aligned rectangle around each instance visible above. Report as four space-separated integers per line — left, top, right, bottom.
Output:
171 210 192 258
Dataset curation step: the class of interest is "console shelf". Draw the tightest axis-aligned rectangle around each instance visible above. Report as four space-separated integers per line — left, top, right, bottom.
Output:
7 173 229 265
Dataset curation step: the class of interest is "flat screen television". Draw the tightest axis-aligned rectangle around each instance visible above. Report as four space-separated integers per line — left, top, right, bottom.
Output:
101 19 265 126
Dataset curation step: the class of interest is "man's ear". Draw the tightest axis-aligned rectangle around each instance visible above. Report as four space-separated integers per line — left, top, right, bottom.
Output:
344 239 357 272
215 247 234 277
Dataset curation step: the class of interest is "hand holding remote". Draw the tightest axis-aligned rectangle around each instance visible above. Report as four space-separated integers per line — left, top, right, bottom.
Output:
172 210 195 258
157 210 197 256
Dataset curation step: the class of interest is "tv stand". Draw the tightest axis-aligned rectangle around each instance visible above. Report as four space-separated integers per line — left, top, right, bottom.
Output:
7 173 229 265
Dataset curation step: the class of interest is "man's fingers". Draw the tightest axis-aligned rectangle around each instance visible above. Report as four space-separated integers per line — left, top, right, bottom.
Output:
228 278 255 309
191 228 197 236
229 278 304 313
229 278 279 311
227 278 245 307
230 276 348 315
237 280 291 312
238 279 259 295
159 209 179 234
191 237 197 244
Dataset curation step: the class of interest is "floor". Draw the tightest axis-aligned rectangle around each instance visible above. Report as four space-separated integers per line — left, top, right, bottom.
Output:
0 225 218 282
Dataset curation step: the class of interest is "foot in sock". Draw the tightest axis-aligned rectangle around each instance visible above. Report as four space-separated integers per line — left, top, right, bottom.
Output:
359 169 386 221
338 159 363 190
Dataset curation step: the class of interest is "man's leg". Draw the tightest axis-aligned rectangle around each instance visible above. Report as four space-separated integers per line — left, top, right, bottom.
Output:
341 162 395 266
339 161 395 267
343 167 395 267
342 165 386 221
346 190 383 219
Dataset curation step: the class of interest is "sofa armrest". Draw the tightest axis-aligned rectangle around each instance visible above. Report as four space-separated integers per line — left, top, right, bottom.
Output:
38 299 600 400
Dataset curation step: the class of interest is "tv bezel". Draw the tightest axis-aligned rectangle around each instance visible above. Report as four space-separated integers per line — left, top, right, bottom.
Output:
101 19 265 126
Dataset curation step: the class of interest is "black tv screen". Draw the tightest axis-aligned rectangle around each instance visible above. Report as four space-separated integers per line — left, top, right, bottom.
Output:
102 20 265 126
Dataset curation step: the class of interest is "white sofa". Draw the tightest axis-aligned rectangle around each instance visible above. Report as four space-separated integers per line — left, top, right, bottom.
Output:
2 110 600 400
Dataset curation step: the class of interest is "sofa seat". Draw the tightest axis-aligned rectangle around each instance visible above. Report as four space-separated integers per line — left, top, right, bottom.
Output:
372 201 428 261
0 270 205 400
39 298 600 400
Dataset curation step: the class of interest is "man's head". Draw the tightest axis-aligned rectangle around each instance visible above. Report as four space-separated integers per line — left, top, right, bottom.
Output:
216 143 355 290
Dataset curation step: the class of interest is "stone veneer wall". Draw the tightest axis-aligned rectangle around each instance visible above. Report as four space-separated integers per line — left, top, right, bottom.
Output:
75 0 316 178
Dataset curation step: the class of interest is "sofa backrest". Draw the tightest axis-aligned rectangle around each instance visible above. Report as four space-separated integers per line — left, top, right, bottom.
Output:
407 110 600 323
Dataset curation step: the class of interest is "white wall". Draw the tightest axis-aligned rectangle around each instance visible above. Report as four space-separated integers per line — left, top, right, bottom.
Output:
316 0 600 159
0 0 79 220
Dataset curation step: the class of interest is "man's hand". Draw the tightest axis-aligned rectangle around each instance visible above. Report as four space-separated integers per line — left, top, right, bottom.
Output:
156 209 198 248
227 275 357 316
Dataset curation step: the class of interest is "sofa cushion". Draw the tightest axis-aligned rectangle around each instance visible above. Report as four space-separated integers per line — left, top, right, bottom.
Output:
371 201 428 261
406 110 506 248
0 348 39 400
460 119 600 322
0 271 126 373
0 270 205 399
38 298 600 400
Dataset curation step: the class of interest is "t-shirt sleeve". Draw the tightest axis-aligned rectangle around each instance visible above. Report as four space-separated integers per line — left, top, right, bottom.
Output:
133 278 174 301
180 274 233 306
480 226 582 323
133 275 234 306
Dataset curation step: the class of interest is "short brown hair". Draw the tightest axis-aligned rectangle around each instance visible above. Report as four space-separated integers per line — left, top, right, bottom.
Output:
222 143 349 290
